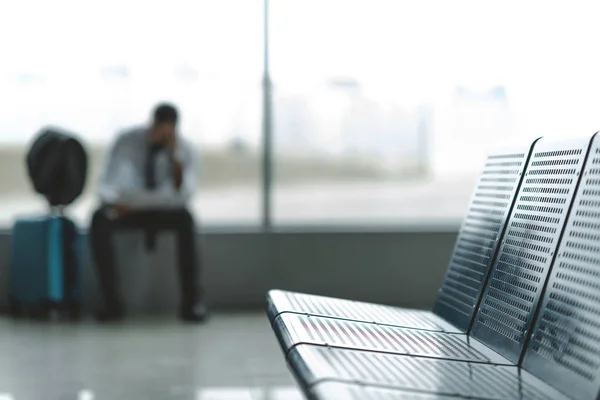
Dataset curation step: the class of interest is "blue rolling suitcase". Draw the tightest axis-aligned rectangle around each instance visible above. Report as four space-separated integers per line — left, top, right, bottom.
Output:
9 214 82 319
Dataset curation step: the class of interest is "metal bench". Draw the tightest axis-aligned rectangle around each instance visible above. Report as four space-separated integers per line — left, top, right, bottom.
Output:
267 141 535 334
309 381 499 399
267 134 600 399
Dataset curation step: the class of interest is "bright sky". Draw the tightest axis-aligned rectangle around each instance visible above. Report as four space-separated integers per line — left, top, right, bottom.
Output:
1 0 600 146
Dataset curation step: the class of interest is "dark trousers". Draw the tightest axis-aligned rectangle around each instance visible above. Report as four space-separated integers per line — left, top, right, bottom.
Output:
90 207 202 309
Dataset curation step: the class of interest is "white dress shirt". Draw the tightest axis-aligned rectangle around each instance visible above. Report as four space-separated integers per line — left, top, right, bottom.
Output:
98 126 197 205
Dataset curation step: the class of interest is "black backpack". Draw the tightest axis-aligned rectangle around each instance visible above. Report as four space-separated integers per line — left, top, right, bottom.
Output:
26 127 88 207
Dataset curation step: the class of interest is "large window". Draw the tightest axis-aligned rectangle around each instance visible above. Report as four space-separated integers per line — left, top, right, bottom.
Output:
0 0 263 225
270 0 600 224
1 1 599 226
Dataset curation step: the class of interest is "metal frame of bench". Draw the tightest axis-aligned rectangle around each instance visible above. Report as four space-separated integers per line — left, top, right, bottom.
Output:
311 381 494 399
267 141 536 334
267 134 600 400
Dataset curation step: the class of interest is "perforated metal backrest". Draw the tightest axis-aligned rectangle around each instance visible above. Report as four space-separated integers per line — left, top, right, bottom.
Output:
523 133 600 400
470 137 591 364
433 143 534 331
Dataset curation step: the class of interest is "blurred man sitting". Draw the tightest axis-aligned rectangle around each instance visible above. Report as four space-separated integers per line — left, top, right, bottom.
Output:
90 103 207 323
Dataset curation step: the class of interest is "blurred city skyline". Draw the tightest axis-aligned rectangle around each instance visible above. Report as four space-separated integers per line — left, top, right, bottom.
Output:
0 71 512 173
2 2 600 176
1 0 599 223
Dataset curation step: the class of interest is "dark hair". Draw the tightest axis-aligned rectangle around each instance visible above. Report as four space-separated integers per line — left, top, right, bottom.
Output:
153 103 178 125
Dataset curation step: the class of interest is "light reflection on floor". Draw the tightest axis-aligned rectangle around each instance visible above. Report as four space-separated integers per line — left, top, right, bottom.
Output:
0 387 304 400
197 386 303 400
0 315 302 400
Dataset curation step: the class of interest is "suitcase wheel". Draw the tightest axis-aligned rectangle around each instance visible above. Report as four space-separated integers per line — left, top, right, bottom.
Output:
28 300 52 321
64 302 81 321
8 296 24 318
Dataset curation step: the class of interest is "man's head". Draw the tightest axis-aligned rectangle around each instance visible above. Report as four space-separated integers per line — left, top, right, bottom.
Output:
149 103 178 146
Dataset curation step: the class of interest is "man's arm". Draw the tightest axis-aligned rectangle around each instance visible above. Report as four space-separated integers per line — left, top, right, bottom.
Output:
172 159 184 189
98 134 138 206
170 139 197 202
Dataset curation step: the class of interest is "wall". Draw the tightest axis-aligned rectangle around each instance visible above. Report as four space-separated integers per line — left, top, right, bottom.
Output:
0 227 458 314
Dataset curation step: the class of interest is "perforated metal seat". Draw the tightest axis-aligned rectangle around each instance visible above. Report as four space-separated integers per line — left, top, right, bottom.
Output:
267 145 533 334
268 290 459 333
522 134 600 399
311 382 474 399
281 133 600 400
275 313 510 364
272 138 589 366
292 345 569 400
468 137 592 364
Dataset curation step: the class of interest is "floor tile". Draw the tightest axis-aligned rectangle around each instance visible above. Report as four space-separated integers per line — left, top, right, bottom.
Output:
0 313 301 400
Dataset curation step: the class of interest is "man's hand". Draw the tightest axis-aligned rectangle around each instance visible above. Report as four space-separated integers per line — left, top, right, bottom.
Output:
113 203 132 217
167 134 184 189
165 131 177 151
149 128 166 146
172 160 184 189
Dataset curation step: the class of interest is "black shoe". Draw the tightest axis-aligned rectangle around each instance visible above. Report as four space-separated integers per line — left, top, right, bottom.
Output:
95 304 125 323
180 302 209 323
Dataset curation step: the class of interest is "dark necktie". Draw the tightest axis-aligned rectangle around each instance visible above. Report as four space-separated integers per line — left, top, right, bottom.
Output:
145 145 160 190
144 145 160 251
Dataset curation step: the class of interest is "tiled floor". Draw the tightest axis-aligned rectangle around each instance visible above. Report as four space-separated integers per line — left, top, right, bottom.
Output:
0 313 302 400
